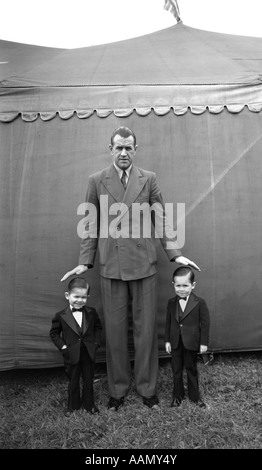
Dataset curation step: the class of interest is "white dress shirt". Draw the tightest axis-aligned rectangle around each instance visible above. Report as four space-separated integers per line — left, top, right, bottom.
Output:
179 297 188 312
113 163 132 185
71 307 83 327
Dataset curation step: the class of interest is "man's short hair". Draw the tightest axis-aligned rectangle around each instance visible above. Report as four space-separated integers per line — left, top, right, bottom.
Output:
67 277 90 293
172 266 195 283
110 127 137 146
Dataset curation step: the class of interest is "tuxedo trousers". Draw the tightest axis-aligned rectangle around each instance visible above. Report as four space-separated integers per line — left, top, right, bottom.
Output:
100 274 158 399
64 344 95 411
171 335 199 402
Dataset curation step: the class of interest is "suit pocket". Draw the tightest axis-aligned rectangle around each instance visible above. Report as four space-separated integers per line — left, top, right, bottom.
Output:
61 347 69 360
192 333 200 349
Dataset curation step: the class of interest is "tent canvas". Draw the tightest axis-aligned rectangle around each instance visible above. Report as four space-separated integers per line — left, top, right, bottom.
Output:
1 23 262 370
0 39 65 82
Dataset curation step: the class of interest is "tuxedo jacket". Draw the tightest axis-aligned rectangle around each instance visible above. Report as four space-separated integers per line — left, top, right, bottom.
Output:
50 305 102 364
79 164 182 280
164 293 210 351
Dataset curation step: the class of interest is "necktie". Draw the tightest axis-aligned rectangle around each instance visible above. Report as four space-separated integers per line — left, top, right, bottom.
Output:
121 170 127 189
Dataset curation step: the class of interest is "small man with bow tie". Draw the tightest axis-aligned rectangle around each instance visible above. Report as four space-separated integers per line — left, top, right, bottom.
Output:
50 277 102 415
164 266 210 408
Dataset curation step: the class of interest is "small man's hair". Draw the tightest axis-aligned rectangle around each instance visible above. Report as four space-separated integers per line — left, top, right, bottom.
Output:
67 277 90 294
172 266 195 283
111 126 137 146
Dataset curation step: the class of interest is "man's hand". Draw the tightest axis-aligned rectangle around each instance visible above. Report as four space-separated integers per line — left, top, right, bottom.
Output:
174 256 201 272
60 265 88 282
165 342 172 354
200 345 208 354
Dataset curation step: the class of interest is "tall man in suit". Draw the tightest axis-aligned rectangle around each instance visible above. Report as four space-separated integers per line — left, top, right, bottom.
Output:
61 126 200 410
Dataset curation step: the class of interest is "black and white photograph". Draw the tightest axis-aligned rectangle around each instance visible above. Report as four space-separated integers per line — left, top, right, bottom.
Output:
0 0 261 457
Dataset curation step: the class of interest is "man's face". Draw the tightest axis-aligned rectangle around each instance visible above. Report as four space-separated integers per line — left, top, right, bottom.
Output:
172 274 196 298
109 134 137 170
65 288 88 309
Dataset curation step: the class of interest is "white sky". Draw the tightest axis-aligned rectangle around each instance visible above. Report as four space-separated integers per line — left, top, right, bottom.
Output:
1 0 262 49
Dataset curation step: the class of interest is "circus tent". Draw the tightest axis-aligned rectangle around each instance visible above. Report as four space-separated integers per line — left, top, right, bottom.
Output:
1 22 262 369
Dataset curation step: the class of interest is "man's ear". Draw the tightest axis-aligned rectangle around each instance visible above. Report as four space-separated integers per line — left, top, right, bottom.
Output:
65 292 69 300
109 144 113 152
192 282 196 290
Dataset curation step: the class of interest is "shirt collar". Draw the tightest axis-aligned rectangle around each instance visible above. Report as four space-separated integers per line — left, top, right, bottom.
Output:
113 163 132 179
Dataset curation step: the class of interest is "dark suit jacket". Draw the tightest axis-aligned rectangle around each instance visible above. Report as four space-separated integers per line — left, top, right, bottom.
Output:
164 293 210 351
79 164 182 280
50 305 102 364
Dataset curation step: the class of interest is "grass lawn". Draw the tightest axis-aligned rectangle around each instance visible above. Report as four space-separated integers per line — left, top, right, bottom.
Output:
0 352 261 450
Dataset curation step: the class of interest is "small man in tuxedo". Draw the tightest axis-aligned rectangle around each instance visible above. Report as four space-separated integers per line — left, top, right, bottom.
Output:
164 266 210 408
50 277 102 415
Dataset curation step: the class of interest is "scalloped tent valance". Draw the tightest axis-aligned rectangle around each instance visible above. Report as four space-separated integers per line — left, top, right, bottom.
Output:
1 23 262 120
1 103 262 122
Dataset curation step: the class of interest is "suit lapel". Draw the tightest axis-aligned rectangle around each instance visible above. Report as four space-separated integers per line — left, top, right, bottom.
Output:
82 307 90 335
118 165 148 222
102 165 125 202
102 165 148 224
181 293 199 320
62 306 91 335
62 306 79 335
122 165 148 210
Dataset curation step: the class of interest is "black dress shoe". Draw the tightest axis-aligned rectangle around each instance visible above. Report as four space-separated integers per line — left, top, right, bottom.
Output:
65 408 78 417
87 405 100 414
195 400 206 408
142 395 159 409
170 398 182 407
107 396 124 411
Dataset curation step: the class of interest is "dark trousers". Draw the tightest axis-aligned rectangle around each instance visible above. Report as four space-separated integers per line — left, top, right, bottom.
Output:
100 274 158 399
64 344 95 411
171 335 199 402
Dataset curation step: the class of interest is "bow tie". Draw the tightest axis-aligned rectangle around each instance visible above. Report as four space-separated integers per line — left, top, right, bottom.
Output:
178 297 187 301
72 308 83 313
